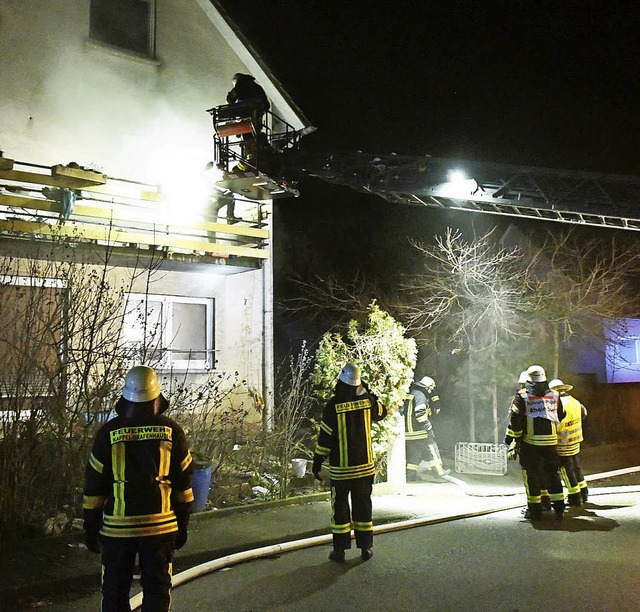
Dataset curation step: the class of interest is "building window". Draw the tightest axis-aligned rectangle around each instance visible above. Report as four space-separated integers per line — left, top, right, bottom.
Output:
616 337 640 365
0 277 66 422
89 0 156 58
123 294 214 371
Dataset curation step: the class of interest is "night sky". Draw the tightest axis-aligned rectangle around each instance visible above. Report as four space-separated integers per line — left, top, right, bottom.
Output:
218 1 640 173
216 1 640 354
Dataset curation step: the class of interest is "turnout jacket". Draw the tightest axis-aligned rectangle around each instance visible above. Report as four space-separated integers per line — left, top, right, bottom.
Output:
83 401 194 539
315 389 387 480
403 385 440 440
505 381 565 447
556 394 587 456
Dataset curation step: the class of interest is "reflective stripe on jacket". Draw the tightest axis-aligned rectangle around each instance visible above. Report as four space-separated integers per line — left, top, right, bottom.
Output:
83 414 194 538
505 385 564 447
557 394 585 456
315 393 387 480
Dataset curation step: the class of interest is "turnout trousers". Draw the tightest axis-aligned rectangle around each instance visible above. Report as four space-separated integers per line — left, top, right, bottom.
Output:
519 442 564 516
100 533 176 612
406 431 445 479
330 476 374 551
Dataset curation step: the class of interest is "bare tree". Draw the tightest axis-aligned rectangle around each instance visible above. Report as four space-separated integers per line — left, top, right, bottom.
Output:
526 229 640 378
401 227 532 442
278 272 401 335
0 231 165 537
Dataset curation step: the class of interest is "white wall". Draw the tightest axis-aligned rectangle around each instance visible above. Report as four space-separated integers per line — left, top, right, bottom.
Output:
0 0 245 183
0 0 295 405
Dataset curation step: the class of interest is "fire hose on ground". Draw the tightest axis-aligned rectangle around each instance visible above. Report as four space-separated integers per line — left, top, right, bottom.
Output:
130 466 640 610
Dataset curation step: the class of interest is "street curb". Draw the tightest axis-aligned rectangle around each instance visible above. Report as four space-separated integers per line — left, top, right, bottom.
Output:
190 490 331 520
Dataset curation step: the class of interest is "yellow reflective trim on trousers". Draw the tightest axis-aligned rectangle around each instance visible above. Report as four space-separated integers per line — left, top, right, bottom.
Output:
331 522 351 534
353 521 373 531
338 413 348 466
159 440 171 513
522 469 541 504
112 442 126 516
560 467 580 494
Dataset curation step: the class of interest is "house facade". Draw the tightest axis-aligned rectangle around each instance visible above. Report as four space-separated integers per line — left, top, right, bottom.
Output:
0 0 311 426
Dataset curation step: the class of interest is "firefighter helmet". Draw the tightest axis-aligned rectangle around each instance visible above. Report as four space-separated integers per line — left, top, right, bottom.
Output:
417 376 436 392
122 365 162 403
549 378 573 393
526 365 547 383
338 362 361 386
518 371 531 384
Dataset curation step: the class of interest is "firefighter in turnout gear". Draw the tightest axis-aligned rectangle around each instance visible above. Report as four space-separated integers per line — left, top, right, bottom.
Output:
549 378 589 505
402 376 447 480
505 365 566 520
312 362 387 563
83 366 194 612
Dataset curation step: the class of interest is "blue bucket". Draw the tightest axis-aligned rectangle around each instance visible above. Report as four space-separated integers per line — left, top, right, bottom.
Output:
191 463 212 513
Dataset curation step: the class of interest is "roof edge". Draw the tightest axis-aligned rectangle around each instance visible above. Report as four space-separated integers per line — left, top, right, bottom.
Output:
197 0 312 131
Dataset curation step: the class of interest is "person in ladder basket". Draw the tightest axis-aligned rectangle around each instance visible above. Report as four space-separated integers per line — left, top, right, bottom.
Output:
402 376 448 481
83 365 194 612
505 364 566 520
312 362 388 563
226 72 271 175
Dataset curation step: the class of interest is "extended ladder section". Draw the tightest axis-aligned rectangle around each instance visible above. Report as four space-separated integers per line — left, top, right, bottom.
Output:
0 156 271 265
302 152 640 231
207 104 301 201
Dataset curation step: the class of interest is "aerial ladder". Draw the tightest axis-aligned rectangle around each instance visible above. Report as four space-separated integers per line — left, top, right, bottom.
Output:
208 103 640 232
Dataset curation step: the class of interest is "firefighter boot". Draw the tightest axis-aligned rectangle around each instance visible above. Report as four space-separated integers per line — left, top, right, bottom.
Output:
553 501 565 519
523 503 543 521
329 548 345 563
360 548 373 561
580 487 589 503
541 492 551 511
567 492 582 507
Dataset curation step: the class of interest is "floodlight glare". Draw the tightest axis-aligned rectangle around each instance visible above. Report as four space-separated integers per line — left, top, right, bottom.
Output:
448 169 467 183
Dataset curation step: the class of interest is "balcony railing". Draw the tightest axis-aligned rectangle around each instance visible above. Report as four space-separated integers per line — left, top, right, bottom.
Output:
0 156 270 266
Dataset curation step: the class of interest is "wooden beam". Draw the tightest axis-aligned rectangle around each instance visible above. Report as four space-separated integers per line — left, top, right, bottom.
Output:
0 168 106 189
0 219 270 259
0 193 269 239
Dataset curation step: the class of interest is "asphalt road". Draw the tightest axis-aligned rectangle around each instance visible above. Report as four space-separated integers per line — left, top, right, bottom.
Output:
40 487 640 612
167 490 639 611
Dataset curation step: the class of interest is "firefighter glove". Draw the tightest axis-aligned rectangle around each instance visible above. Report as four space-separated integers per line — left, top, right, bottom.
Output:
312 454 324 481
507 441 519 461
84 529 101 554
361 380 379 403
175 505 190 550
175 528 188 550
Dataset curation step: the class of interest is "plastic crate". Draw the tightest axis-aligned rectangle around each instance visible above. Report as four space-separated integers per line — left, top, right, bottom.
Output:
454 442 508 476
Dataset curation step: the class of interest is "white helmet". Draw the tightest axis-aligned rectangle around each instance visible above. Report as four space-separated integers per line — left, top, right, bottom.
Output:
526 365 547 383
417 376 436 392
338 362 361 387
122 365 162 403
549 378 573 393
518 371 531 384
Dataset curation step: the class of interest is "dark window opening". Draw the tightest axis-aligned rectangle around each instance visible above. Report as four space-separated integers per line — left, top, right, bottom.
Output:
89 0 155 58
